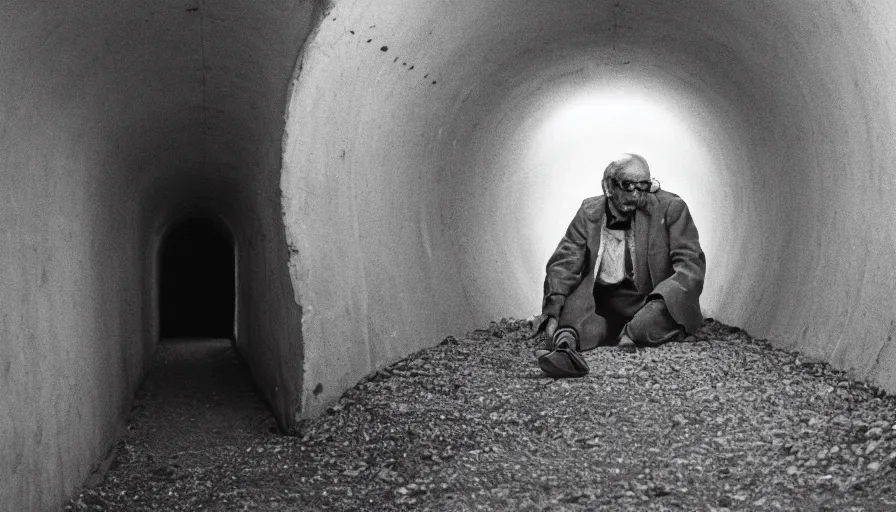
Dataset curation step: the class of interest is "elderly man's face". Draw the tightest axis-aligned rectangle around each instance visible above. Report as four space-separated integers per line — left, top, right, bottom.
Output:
605 161 651 214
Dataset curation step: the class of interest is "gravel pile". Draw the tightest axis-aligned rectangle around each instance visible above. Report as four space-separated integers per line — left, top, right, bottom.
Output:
69 320 896 511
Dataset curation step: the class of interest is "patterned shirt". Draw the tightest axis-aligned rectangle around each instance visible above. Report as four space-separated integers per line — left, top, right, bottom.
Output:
594 203 635 285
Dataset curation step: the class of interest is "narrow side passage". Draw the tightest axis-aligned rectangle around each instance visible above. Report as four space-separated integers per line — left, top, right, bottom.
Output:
69 339 279 510
131 340 274 457
1 1 315 507
159 217 236 340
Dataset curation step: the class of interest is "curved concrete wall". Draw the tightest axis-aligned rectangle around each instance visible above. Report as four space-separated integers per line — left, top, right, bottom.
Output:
284 0 896 413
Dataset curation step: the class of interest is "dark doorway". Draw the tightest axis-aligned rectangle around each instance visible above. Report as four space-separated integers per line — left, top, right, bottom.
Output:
159 217 235 339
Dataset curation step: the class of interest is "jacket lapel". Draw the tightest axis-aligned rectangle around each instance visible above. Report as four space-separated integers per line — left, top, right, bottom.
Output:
633 196 654 293
584 197 605 277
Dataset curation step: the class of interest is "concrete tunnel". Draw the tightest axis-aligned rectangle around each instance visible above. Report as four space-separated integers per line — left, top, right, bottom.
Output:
2 0 896 508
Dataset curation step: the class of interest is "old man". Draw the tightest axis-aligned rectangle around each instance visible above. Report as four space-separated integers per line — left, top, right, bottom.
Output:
536 153 705 356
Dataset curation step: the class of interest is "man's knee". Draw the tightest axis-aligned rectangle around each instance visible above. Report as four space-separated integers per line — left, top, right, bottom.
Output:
626 299 681 346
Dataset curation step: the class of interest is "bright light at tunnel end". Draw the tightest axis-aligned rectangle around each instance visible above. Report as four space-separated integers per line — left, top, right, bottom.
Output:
526 88 717 266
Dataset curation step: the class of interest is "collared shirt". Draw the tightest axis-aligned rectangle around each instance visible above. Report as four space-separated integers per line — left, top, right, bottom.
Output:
595 200 635 285
604 199 632 230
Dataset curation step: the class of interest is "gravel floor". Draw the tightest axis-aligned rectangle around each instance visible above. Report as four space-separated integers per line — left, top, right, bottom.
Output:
69 320 896 511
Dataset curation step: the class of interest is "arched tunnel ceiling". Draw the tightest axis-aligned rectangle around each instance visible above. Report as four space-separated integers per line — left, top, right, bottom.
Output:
284 0 896 415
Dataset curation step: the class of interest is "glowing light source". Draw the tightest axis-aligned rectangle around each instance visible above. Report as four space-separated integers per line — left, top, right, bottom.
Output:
449 74 732 324
524 88 717 264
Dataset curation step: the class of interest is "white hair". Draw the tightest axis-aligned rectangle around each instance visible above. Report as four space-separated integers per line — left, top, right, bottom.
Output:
602 153 650 180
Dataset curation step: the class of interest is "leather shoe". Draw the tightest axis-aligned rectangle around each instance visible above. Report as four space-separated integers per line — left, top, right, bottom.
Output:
534 326 589 378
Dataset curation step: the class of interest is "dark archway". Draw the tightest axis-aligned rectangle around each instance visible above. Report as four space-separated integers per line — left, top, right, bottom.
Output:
159 217 236 339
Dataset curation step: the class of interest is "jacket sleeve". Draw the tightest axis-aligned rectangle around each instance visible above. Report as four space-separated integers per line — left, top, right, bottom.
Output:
542 202 590 319
649 197 705 323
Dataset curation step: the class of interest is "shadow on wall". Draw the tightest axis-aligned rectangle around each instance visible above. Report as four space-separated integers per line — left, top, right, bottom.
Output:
159 217 237 340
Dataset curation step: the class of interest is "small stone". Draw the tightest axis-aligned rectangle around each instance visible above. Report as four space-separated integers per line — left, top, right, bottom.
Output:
718 495 733 507
866 427 883 439
867 461 881 471
866 441 879 456
786 465 799 475
672 414 686 426
650 484 671 497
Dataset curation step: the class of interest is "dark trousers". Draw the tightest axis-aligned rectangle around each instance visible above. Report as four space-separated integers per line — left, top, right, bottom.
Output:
573 278 681 351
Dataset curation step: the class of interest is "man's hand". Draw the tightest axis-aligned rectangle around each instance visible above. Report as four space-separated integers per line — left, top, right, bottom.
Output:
544 317 558 338
528 314 558 339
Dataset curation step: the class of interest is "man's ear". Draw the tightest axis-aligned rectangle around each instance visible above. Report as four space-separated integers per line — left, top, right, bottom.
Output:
649 177 661 193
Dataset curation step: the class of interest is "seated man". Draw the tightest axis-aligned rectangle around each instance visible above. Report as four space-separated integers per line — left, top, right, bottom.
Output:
536 153 706 354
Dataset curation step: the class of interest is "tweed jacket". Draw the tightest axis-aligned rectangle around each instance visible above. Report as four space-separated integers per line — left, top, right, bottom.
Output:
542 190 706 344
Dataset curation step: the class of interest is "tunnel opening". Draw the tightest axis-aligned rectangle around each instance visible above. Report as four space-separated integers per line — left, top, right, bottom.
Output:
159 216 236 340
144 215 282 449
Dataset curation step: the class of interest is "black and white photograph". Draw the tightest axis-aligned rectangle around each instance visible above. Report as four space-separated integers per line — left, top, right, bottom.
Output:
2 1 895 510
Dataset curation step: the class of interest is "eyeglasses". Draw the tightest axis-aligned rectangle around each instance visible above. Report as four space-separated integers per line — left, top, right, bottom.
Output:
612 177 660 193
